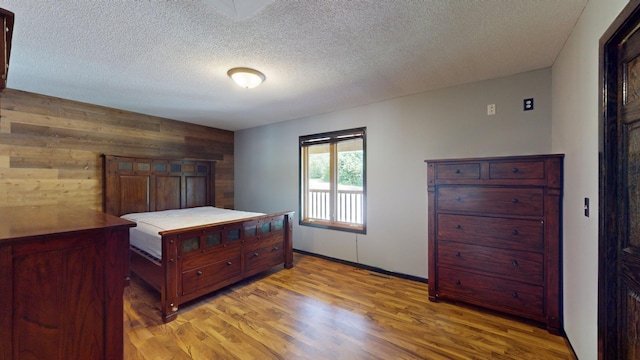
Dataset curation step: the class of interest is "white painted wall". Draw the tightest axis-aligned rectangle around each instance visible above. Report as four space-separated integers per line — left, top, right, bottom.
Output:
551 0 629 359
235 68 552 278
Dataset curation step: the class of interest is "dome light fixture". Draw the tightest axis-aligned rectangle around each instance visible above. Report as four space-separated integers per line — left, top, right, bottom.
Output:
227 67 266 89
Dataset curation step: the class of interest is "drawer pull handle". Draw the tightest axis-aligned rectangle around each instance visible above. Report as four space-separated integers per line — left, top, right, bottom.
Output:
456 280 461 286
254 252 259 257
512 198 519 204
455 169 461 174
512 168 519 173
512 260 519 267
226 261 232 266
512 291 518 298
455 252 461 257
512 229 519 235
274 246 279 250
455 224 461 229
455 196 462 201
196 271 203 276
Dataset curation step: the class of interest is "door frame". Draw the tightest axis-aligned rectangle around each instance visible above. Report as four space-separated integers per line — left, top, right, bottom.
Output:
599 0 640 358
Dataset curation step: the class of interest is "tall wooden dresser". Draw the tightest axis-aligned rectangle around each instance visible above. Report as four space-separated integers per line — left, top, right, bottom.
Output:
0 205 135 359
425 154 563 333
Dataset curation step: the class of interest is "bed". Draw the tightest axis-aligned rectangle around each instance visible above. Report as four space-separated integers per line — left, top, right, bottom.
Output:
102 155 294 322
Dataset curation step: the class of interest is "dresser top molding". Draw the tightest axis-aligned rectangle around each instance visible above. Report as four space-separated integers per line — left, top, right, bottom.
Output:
424 153 564 164
0 205 135 244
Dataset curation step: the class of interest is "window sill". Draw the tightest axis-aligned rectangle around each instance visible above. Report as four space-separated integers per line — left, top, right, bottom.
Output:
299 219 365 234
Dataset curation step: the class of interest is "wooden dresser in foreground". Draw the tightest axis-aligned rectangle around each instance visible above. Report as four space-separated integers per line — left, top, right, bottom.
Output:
0 205 135 360
426 154 563 334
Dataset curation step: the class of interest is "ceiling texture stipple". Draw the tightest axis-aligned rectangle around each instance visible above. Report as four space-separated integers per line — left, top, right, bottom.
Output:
1 0 587 131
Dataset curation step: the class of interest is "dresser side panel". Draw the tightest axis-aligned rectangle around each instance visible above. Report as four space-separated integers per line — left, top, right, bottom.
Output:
0 245 12 360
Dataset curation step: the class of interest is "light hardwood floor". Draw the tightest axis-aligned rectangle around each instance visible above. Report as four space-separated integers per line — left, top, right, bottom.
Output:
124 253 576 359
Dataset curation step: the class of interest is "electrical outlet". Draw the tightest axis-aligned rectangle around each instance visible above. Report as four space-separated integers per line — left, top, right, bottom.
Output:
524 98 534 111
487 104 496 116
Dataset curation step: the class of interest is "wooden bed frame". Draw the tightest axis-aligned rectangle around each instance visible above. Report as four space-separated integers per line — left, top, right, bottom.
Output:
103 155 293 322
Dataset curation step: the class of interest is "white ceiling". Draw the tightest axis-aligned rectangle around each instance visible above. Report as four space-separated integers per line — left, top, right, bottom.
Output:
1 0 587 131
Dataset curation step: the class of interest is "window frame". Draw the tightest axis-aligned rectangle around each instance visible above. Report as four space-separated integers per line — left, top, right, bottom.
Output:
299 127 366 234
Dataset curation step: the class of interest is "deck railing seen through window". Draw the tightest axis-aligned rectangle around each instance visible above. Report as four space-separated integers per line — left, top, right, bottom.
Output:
307 189 363 224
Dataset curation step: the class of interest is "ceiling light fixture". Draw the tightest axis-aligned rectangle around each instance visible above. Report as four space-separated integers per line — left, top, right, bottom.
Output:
227 67 265 89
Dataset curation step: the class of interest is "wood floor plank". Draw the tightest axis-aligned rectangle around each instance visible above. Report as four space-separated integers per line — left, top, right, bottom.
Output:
124 253 576 359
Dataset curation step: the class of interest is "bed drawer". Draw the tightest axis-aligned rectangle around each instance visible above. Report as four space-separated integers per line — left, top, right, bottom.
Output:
182 256 242 295
489 160 545 180
437 266 544 319
437 240 543 284
436 163 480 180
437 214 543 252
244 232 282 250
437 186 543 216
244 240 284 276
180 242 241 272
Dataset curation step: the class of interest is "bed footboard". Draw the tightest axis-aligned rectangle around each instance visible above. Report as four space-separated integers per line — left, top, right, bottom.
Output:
157 211 294 322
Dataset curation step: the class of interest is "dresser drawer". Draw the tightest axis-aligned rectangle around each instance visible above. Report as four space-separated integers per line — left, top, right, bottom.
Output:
435 163 480 180
437 240 543 284
437 267 544 319
437 186 543 216
182 256 242 295
489 161 545 180
437 214 543 252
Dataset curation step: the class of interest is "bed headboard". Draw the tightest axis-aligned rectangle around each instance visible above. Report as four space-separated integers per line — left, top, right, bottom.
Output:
103 155 215 216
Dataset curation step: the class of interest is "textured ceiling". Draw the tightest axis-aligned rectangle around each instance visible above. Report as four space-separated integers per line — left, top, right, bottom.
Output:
1 0 587 131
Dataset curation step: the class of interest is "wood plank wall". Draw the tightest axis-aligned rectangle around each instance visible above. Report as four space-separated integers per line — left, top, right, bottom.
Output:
0 89 235 210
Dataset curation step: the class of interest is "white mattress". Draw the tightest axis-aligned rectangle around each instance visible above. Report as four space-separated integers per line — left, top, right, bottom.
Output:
121 206 265 260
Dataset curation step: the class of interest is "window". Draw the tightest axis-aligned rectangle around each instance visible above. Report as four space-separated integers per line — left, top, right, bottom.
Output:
299 127 366 233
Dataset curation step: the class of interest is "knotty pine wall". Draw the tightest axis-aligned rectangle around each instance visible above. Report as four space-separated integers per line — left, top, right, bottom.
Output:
0 89 234 210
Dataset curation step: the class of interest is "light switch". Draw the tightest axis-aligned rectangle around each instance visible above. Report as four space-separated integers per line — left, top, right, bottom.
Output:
584 197 589 217
524 98 534 111
487 104 496 115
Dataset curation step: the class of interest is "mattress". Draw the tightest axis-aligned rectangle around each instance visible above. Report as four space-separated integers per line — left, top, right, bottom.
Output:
121 206 265 260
